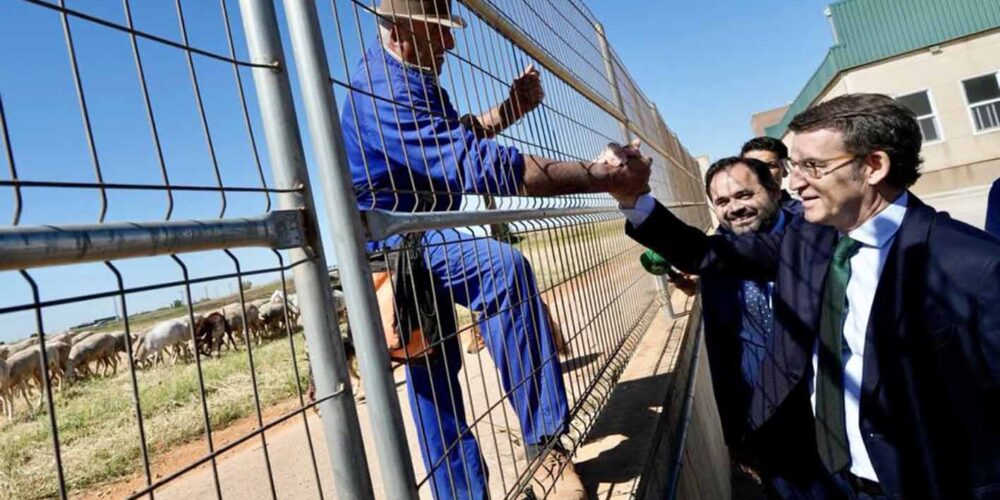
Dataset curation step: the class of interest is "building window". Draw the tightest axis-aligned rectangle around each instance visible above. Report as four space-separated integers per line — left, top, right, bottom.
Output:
962 72 1000 132
896 91 941 142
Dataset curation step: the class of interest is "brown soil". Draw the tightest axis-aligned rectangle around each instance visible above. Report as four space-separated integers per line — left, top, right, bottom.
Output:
77 398 308 500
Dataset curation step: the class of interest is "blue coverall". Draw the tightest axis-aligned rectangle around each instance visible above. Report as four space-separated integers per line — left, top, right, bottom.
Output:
340 42 569 499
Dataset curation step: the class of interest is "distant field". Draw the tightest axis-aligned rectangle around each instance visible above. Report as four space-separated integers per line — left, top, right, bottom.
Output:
0 329 310 499
87 281 294 337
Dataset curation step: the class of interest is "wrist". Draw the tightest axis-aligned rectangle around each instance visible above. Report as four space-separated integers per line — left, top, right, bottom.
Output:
612 192 641 207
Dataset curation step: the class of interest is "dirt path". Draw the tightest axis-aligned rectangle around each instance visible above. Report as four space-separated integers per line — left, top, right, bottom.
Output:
79 399 315 499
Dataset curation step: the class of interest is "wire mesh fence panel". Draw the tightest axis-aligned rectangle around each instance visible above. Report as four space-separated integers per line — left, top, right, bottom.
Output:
0 1 368 499
289 0 710 498
1 0 708 498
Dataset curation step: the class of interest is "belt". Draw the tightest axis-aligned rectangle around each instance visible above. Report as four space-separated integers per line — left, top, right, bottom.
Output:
844 472 883 496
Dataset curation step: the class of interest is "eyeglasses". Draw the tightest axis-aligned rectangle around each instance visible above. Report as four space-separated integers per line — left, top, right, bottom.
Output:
783 154 864 179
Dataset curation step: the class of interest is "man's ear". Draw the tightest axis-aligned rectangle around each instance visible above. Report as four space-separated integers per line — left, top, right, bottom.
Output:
865 151 891 186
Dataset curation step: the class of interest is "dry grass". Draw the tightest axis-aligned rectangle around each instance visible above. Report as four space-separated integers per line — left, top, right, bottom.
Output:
0 330 310 499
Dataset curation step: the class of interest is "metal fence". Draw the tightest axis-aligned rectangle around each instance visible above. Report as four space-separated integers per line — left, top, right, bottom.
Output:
0 0 708 499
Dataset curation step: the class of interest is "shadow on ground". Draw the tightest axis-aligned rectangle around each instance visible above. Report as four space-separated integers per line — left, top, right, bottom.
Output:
561 353 602 375
574 372 675 494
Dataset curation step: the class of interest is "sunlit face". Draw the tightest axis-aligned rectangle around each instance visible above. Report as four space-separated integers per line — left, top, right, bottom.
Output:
392 20 455 73
708 163 780 235
742 149 786 185
788 129 868 230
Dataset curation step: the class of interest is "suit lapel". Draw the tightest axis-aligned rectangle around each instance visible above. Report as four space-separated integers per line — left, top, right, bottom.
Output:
861 194 934 402
784 222 834 379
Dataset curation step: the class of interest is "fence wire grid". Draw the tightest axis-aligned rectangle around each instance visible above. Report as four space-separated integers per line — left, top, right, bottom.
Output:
0 0 709 499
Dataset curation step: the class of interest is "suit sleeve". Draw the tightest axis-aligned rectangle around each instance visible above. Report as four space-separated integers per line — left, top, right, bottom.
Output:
625 199 782 283
978 255 1000 385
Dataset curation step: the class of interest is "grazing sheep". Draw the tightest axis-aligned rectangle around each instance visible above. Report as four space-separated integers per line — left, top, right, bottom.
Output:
193 312 234 357
108 331 129 355
268 291 301 326
70 330 97 344
49 330 85 347
222 303 263 345
133 319 192 368
67 333 118 380
4 348 44 416
39 341 71 390
0 358 10 419
1 337 39 360
258 302 292 337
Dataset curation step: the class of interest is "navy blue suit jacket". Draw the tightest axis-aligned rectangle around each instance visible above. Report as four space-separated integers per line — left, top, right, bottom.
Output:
699 207 793 448
627 193 1000 499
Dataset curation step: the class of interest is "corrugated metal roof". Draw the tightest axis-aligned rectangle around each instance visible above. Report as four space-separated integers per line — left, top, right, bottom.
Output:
766 0 1000 138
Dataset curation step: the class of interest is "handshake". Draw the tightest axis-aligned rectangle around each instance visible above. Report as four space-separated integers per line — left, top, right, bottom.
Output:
593 139 652 207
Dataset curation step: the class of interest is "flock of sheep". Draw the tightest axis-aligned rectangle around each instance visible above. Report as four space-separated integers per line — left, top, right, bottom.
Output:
0 290 306 421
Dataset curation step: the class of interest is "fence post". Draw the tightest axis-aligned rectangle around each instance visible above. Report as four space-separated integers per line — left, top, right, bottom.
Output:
595 22 630 144
280 1 419 499
596 22 678 319
649 102 680 319
237 0 375 498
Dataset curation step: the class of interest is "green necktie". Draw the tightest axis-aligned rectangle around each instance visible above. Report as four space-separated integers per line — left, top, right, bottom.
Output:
815 236 862 473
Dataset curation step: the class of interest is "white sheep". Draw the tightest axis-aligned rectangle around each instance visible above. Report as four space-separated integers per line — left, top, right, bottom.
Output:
222 303 263 345
0 357 10 420
0 337 39 360
133 319 192 368
4 348 43 417
67 333 118 380
39 341 71 391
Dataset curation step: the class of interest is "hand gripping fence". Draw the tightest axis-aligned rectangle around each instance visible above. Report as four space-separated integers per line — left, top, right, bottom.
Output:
0 0 709 498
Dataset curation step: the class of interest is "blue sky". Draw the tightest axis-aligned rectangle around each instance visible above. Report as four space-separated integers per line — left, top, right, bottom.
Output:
589 0 834 161
0 0 836 339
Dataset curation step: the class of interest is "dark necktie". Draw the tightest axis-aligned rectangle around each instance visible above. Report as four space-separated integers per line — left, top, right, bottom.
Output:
815 236 862 473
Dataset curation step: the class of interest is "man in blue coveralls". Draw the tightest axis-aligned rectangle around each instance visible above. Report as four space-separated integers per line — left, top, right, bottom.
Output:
340 1 650 498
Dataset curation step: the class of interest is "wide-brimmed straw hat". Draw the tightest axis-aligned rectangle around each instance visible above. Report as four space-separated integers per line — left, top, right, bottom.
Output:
375 0 467 29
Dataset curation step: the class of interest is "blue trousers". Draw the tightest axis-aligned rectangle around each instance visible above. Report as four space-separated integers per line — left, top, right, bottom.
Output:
404 229 569 499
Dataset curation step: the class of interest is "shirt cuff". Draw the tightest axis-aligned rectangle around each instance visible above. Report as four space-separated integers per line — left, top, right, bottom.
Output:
620 193 656 227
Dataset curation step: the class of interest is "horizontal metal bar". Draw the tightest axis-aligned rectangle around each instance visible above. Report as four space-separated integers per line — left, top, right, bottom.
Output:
0 178 299 194
365 205 614 240
362 201 705 240
459 0 699 182
0 210 305 271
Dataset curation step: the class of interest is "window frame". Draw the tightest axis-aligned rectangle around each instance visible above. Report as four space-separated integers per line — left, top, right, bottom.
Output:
959 69 1000 136
894 88 945 145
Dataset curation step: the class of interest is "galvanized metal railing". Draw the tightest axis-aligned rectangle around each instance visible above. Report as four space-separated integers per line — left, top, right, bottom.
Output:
0 0 708 498
0 1 369 498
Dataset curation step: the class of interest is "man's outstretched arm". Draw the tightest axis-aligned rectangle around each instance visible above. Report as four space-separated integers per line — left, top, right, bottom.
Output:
601 145 782 281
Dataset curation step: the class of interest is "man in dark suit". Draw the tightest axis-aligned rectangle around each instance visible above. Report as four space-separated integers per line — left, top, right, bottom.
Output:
674 157 838 498
611 94 1000 499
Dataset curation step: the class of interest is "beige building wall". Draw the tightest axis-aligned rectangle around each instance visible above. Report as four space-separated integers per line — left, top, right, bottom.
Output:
751 104 790 137
785 28 1000 228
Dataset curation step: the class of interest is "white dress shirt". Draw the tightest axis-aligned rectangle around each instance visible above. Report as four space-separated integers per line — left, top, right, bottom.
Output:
810 191 908 482
620 193 656 226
